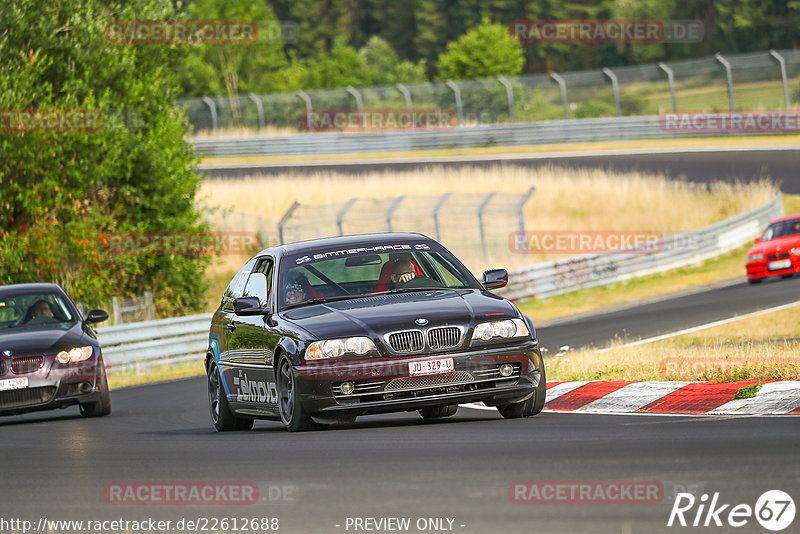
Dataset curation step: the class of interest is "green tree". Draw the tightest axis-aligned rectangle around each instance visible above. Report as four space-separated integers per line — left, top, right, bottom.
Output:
359 36 427 85
436 18 525 80
0 0 209 314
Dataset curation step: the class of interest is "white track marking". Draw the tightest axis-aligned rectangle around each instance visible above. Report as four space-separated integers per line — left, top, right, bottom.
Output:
708 381 800 414
578 381 693 413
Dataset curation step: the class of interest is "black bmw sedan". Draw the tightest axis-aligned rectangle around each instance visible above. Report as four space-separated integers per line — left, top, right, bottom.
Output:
206 233 545 431
0 283 111 418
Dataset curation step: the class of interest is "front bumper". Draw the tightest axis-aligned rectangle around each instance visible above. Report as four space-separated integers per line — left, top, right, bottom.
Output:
295 341 542 417
746 257 800 279
0 357 102 416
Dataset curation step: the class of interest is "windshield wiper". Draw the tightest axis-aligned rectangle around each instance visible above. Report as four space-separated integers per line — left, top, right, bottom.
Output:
283 294 357 310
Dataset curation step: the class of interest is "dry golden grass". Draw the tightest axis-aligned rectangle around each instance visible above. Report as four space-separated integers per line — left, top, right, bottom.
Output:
547 303 800 382
198 165 775 273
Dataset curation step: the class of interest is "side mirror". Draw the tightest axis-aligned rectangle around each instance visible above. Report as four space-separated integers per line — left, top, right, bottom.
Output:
233 296 265 316
482 269 508 289
754 236 761 244
85 309 109 324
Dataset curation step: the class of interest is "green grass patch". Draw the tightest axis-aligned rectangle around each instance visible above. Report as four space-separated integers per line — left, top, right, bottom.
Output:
734 382 763 400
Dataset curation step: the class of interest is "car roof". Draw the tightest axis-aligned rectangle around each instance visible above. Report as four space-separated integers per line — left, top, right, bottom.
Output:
255 232 433 257
769 213 800 224
0 283 67 297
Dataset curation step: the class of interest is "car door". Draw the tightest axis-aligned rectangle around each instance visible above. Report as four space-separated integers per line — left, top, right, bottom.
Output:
225 256 281 417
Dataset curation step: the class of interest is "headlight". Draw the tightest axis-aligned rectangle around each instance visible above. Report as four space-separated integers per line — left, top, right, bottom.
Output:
305 337 376 360
56 346 93 363
472 319 530 342
747 254 764 261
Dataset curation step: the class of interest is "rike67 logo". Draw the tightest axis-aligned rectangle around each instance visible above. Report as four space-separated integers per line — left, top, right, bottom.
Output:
668 490 795 531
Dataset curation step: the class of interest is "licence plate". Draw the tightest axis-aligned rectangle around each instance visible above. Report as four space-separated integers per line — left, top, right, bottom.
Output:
768 259 791 271
409 358 454 377
0 377 28 391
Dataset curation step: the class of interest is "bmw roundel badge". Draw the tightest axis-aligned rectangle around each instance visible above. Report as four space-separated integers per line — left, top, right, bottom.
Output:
415 318 428 326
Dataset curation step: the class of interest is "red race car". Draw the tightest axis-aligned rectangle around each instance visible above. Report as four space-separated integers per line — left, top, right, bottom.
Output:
746 214 800 284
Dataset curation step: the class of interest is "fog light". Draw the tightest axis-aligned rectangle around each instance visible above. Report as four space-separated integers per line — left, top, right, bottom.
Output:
340 382 355 395
499 363 514 377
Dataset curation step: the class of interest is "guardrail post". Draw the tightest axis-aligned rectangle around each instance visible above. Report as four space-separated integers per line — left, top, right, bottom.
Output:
550 72 569 120
336 197 358 236
296 90 313 131
277 201 300 245
248 93 265 130
497 76 516 122
144 291 155 321
714 53 735 112
769 49 791 111
516 187 536 233
201 96 218 133
432 192 452 242
602 68 621 117
657 62 677 113
396 84 413 118
112 296 121 325
346 86 365 128
445 81 464 125
385 195 406 232
477 192 496 259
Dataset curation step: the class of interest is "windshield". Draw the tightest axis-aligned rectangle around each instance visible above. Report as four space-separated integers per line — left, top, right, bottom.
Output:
279 241 479 309
0 292 76 329
761 219 800 241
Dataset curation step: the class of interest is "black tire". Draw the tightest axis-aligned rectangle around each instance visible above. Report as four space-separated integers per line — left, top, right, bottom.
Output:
497 353 547 419
80 358 111 417
748 277 762 284
419 404 458 419
277 358 319 432
781 274 793 279
208 360 253 431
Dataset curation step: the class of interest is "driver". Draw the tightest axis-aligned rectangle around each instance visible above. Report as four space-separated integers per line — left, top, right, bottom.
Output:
27 300 54 321
283 271 310 306
390 259 443 289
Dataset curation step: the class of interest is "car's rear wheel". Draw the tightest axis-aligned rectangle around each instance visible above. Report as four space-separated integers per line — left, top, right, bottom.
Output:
277 358 319 432
208 360 253 431
419 404 458 419
80 358 111 418
498 354 547 419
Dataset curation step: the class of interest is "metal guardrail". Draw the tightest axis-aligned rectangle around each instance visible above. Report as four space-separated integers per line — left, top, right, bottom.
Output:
496 193 783 301
97 313 212 373
96 193 782 374
188 114 787 158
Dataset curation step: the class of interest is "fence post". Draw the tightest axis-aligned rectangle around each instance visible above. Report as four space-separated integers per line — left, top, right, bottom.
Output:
714 53 735 112
112 296 121 325
477 192 496 259
396 84 413 118
497 76 515 122
385 195 406 232
602 68 621 117
144 291 155 321
277 201 300 245
517 187 536 234
296 90 312 131
550 72 569 120
346 86 365 129
336 197 358 236
248 93 265 130
769 50 791 111
201 96 218 133
444 81 463 125
432 192 452 242
657 62 677 113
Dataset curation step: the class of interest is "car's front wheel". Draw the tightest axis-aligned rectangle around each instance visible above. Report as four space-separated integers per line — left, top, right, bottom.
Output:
80 358 111 418
277 358 319 432
498 355 547 419
419 404 458 419
748 277 762 284
208 360 253 431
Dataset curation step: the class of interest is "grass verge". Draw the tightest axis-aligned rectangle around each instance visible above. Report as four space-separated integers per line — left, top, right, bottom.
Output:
547 301 800 383
107 359 205 390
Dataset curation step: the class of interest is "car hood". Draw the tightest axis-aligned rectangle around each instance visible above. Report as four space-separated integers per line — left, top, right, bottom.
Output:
748 235 800 256
0 322 91 355
281 289 521 340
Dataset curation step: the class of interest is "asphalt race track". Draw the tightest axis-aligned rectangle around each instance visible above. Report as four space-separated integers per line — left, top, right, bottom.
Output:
201 147 800 193
4 147 800 534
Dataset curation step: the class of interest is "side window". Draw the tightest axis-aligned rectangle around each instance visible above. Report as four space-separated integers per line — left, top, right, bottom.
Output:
243 257 274 307
223 258 257 308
